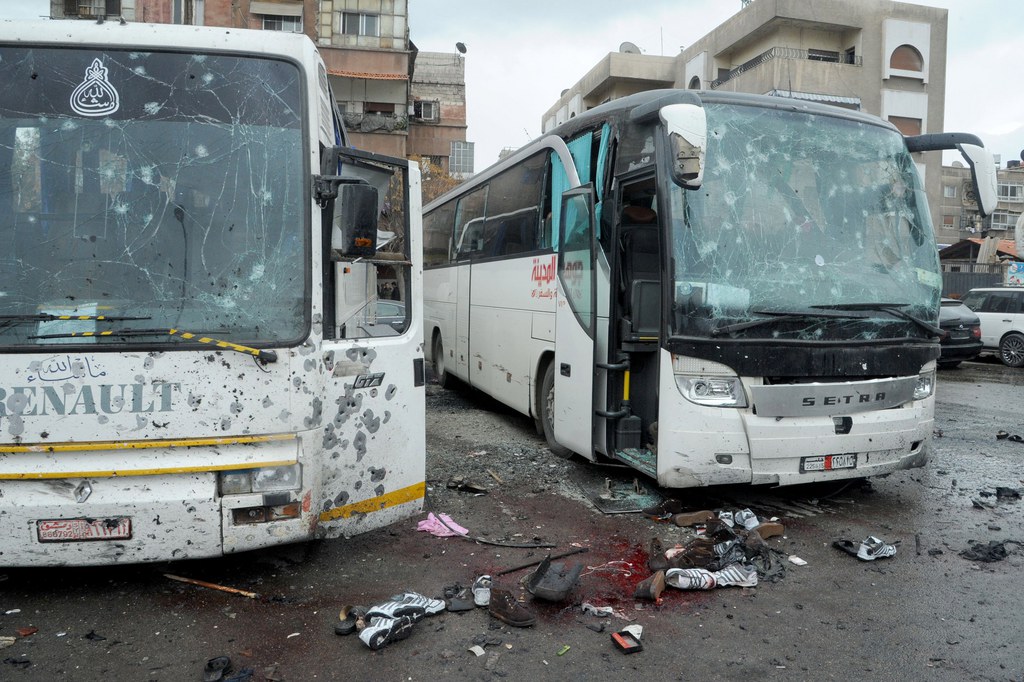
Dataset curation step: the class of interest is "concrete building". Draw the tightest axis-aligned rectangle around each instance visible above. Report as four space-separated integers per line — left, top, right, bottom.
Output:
51 1 471 169
408 51 472 178
940 160 1024 245
543 0 958 243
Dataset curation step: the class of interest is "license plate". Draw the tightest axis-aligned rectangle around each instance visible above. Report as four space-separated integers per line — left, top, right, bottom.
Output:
949 331 969 339
36 517 132 543
800 454 857 473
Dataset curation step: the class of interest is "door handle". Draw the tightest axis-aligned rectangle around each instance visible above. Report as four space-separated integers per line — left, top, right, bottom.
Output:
560 363 571 377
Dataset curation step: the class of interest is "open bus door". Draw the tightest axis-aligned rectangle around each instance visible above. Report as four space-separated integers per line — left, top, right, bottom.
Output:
553 185 597 456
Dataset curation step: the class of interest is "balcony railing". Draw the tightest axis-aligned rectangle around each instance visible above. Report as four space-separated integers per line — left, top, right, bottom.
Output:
342 112 408 133
710 46 862 88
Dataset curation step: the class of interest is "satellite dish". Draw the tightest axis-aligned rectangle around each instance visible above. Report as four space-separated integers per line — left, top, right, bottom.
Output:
619 41 641 54
455 42 467 54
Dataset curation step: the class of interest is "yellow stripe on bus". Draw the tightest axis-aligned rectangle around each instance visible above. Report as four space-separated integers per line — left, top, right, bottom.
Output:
318 481 426 523
0 459 297 480
0 433 296 453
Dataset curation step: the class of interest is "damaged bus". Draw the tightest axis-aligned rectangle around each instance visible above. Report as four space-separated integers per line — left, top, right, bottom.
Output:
423 90 996 489
0 21 425 565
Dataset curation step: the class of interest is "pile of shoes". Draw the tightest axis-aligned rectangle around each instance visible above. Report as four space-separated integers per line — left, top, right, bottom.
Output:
334 591 446 650
635 506 786 598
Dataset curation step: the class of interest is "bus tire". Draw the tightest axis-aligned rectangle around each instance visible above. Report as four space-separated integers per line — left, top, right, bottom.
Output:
540 362 574 459
432 334 453 388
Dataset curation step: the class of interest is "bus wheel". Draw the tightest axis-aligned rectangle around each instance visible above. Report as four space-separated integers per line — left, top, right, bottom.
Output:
540 362 574 459
433 335 453 387
1000 333 1024 368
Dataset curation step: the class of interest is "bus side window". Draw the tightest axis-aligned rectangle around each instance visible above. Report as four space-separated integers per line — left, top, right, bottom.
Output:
454 184 488 259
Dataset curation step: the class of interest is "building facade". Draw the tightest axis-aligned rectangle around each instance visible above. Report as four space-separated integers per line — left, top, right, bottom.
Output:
940 161 1024 246
51 0 470 169
543 0 956 243
408 51 471 177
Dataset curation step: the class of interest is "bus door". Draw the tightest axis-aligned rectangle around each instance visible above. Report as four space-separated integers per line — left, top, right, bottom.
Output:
553 185 597 454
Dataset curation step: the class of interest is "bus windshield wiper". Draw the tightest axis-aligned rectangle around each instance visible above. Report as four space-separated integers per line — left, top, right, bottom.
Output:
0 313 151 331
809 303 943 338
710 308 864 336
27 327 278 363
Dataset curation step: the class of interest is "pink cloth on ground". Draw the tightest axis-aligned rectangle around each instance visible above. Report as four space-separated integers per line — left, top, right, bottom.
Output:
416 512 469 537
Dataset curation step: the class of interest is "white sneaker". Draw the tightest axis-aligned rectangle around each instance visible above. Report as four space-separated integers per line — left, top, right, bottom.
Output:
472 574 492 606
713 563 758 588
856 536 897 561
665 568 717 590
734 509 760 531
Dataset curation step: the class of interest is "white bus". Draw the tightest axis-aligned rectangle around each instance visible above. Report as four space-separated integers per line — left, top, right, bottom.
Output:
0 21 425 565
423 90 996 489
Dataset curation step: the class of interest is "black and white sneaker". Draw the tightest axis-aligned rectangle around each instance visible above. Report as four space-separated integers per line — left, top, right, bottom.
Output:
358 615 415 650
856 536 897 561
713 563 758 588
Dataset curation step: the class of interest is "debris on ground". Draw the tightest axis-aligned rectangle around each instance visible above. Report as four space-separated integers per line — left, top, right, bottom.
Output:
959 540 1023 563
446 475 489 494
523 554 583 601
416 512 469 537
164 574 259 599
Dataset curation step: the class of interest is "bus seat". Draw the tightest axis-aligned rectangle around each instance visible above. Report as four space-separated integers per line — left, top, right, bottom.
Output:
621 224 660 285
629 279 660 339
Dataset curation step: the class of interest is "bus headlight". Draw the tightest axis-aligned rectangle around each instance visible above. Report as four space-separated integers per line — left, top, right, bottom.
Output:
913 371 935 400
219 464 302 495
675 376 747 408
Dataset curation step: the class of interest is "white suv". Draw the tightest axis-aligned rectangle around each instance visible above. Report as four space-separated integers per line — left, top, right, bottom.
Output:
961 287 1024 367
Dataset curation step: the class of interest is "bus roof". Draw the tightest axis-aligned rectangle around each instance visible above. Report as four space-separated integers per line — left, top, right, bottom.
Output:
546 88 897 143
0 19 320 61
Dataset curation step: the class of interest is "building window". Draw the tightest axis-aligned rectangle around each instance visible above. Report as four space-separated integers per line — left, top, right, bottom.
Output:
990 211 1019 231
450 141 475 176
942 214 955 226
263 15 302 32
413 101 439 122
888 116 922 136
342 12 379 37
688 76 701 89
365 102 395 115
807 49 840 63
844 47 856 65
943 184 957 199
997 183 1023 203
64 0 120 17
890 45 924 72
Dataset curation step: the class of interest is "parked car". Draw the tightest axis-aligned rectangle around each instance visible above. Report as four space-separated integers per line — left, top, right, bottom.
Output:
375 300 407 333
937 298 982 368
960 287 1024 367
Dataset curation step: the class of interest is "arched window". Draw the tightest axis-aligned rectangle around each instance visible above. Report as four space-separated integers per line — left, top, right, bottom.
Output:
890 44 924 72
688 76 701 90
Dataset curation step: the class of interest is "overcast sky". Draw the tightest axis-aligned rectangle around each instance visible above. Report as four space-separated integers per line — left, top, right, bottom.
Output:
4 0 1021 172
409 0 1024 172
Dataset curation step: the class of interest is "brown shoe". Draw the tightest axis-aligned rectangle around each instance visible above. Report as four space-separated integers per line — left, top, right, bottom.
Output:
755 522 785 540
633 570 666 601
672 510 715 527
666 537 715 569
488 589 536 627
647 537 669 572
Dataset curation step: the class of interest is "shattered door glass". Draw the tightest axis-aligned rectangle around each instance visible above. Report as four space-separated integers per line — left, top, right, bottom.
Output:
0 47 307 348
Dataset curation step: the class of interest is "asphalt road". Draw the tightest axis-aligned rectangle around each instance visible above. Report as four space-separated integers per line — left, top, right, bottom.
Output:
0 357 1021 681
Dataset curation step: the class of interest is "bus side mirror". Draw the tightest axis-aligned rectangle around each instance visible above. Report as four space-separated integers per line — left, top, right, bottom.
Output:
660 103 707 189
956 143 998 218
331 183 379 257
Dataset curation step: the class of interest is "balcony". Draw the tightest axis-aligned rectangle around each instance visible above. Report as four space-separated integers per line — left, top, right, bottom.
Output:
710 46 862 89
342 113 408 134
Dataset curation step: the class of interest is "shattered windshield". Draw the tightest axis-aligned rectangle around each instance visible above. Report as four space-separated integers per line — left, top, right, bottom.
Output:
669 102 940 342
0 47 306 349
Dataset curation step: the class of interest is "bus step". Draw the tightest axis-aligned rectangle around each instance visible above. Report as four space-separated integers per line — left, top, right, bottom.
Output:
611 448 657 479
